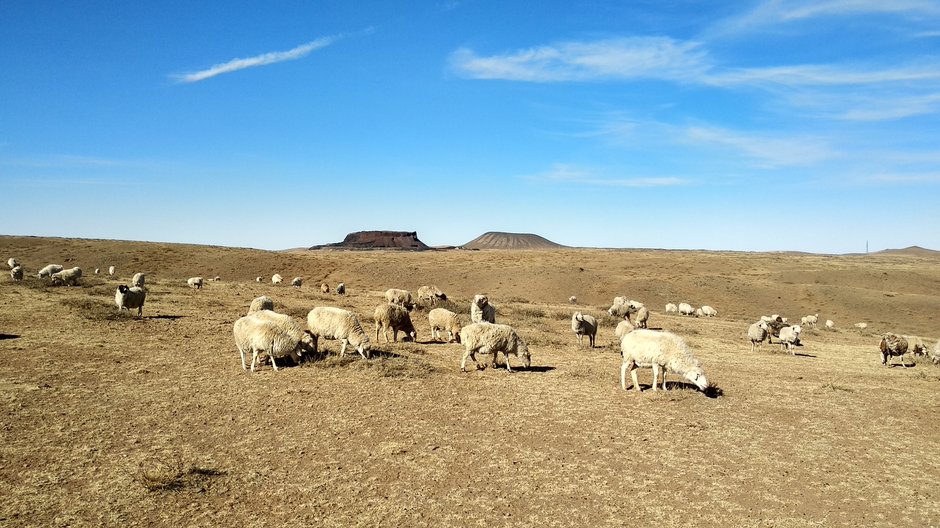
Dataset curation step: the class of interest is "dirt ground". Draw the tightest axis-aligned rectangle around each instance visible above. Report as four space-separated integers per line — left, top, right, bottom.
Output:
0 235 938 527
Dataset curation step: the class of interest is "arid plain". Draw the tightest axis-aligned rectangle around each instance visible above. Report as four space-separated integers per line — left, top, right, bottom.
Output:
0 235 938 527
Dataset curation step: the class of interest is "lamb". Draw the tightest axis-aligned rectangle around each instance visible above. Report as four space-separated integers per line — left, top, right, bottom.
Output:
678 302 695 316
615 319 635 343
665 303 678 314
778 324 802 354
879 333 910 367
701 305 718 317
50 267 82 286
429 308 462 343
132 272 145 288
256 277 263 283
374 303 417 343
233 310 315 372
417 285 447 305
632 306 650 329
825 319 835 330
272 274 283 285
620 329 708 392
571 312 598 347
187 277 204 289
247 295 275 315
7 258 18 269
384 288 413 308
306 306 372 359
108 266 115 277
801 314 819 327
470 294 496 323
291 277 302 288
459 322 530 372
10 266 24 281
336 282 346 295
748 321 770 352
37 264 63 278
320 283 330 294
569 295 577 304
904 335 928 356
115 285 146 318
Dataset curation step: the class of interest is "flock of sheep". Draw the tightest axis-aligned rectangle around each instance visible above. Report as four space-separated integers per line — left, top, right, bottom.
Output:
6 256 940 392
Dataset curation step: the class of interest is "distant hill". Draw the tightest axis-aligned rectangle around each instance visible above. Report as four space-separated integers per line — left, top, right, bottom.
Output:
463 232 565 250
310 231 431 251
872 245 940 257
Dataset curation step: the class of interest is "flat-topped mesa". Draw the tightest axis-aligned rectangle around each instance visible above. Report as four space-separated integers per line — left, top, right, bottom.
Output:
310 231 431 251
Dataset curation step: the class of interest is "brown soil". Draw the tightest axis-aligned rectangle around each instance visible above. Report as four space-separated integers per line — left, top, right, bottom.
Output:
1 235 938 527
463 232 565 250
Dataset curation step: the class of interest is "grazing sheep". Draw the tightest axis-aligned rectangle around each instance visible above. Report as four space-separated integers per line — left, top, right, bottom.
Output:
108 266 115 277
904 335 928 356
115 285 146 318
320 283 330 294
694 308 705 318
801 314 819 327
764 316 787 343
678 302 695 316
213 276 221 281
459 323 530 373
187 277 204 289
306 306 372 359
825 319 835 330
336 282 346 295
701 305 718 317
571 312 598 348
256 276 263 283
272 274 283 285
607 297 644 319
748 321 770 353
620 329 708 392
50 267 82 286
247 295 275 315
665 303 678 314
7 258 18 269
778 325 802 354
879 333 910 367
569 295 577 304
374 303 417 343
94 268 100 274
37 264 63 278
429 308 462 343
234 310 315 372
931 339 940 366
470 294 496 324
855 322 868 331
615 319 635 343
291 277 302 288
632 306 650 329
417 285 447 305
384 288 413 308
132 272 145 289
10 266 24 281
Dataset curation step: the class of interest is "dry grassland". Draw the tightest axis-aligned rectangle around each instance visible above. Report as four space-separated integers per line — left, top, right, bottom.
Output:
0 236 938 527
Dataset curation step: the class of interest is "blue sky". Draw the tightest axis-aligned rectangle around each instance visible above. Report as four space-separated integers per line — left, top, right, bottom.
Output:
2 1 939 253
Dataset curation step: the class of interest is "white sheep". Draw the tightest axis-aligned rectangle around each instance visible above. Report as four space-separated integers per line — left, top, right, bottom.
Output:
569 295 577 304
187 277 204 289
115 285 146 318
291 277 302 288
213 276 221 281
665 303 678 314
256 276 263 283
374 303 417 343
571 312 597 347
10 266 24 281
306 306 372 359
384 288 413 308
234 310 315 372
904 335 928 356
50 267 82 286
336 282 346 295
247 295 275 315
459 322 530 372
94 268 100 275
37 264 63 278
931 339 940 366
825 319 835 330
632 306 650 329
429 308 462 343
701 305 718 317
132 272 145 289
108 266 115 277
615 319 635 343
417 285 447 305
694 308 705 318
620 329 708 392
778 324 802 354
320 283 330 294
801 314 819 327
272 274 283 285
7 258 18 269
748 321 769 353
607 297 643 319
678 302 695 316
879 333 910 367
470 294 496 324
854 322 868 331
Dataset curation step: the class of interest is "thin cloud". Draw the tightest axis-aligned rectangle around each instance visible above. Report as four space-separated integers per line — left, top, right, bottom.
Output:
706 63 940 87
1 154 130 169
683 126 837 167
172 36 339 83
531 163 686 187
450 37 710 82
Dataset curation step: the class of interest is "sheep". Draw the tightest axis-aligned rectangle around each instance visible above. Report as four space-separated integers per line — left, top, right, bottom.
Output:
94 268 100 274
568 295 577 304
607 297 643 319
665 303 678 314
620 329 708 392
678 302 695 316
429 308 462 343
374 303 417 343
825 319 835 330
306 306 372 359
291 277 302 288
320 283 330 294
764 316 787 343
694 308 705 318
50 267 82 286
37 264 63 278
115 285 146 318
615 319 635 343
931 339 940 366
256 276 263 283
247 295 275 315
213 276 221 281
470 294 496 323
417 285 447 305
632 306 650 328
7 258 18 269
879 333 910 367
459 322 530 373
187 277 204 289
336 282 346 295
132 272 145 289
854 322 868 331
10 266 24 281
701 305 718 317
272 274 283 285
571 312 598 347
778 324 802 354
748 321 769 352
108 266 115 277
801 314 819 328
384 288 413 309
234 310 315 372
904 335 928 356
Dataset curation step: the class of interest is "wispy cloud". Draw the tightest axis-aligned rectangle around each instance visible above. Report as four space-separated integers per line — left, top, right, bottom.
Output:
172 36 339 83
1 154 130 169
450 37 709 82
683 125 837 167
706 63 940 87
530 163 686 187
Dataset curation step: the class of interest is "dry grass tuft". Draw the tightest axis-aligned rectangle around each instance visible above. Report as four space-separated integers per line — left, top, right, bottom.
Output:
135 458 225 493
61 297 132 321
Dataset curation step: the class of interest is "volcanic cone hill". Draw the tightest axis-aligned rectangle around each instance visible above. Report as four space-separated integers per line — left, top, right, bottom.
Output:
462 232 565 250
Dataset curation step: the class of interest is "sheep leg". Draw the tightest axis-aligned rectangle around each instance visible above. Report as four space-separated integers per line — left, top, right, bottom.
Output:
620 363 629 390
661 369 668 391
651 364 660 391
461 350 479 372
250 350 259 372
577 334 582 347
393 329 398 343
504 353 514 373
240 348 248 371
630 368 641 392
340 340 348 357
270 354 279 372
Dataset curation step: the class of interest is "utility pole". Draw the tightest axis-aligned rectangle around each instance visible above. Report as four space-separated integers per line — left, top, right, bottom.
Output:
866 240 869 254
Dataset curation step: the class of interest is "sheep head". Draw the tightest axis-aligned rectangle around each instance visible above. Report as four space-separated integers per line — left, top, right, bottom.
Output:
683 367 708 391
518 341 531 369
